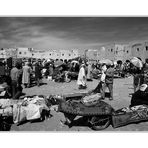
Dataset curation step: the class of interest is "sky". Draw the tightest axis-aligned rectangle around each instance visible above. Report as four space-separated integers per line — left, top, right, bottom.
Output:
1 17 148 52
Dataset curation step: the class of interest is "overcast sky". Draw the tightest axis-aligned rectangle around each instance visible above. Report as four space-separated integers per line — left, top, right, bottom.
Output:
1 17 148 51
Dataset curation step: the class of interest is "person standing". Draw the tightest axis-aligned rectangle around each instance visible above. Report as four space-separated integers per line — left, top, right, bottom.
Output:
77 62 87 89
22 62 32 88
143 58 148 84
100 64 107 99
10 62 22 99
102 64 114 100
86 62 93 81
35 61 42 87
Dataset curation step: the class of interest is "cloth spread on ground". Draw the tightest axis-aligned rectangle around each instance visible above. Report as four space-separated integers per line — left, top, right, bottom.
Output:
112 105 148 128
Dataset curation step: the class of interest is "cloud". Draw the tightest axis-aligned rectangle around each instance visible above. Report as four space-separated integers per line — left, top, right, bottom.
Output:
0 17 148 50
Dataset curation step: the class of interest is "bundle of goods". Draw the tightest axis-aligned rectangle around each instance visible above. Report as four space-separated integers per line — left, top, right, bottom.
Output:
112 105 148 128
59 93 113 116
81 93 102 106
13 95 50 124
0 95 51 130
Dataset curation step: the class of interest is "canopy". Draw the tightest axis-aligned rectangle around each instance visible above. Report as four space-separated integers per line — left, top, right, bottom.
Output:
130 57 143 68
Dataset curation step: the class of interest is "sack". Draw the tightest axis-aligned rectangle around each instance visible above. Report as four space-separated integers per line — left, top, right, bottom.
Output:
81 93 101 106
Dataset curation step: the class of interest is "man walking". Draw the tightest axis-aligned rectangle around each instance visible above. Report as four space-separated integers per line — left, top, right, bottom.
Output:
77 62 87 89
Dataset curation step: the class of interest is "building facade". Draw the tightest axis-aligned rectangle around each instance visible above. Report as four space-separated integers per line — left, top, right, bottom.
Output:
17 47 33 58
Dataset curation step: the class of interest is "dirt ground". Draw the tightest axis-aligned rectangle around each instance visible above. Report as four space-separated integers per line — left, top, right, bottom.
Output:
10 76 148 131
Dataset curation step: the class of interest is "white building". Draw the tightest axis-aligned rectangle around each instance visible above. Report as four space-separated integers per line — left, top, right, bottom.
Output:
17 47 33 58
41 49 79 60
85 49 98 62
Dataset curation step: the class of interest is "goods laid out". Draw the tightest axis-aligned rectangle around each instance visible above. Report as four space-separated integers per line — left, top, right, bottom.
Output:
0 84 148 131
0 96 52 130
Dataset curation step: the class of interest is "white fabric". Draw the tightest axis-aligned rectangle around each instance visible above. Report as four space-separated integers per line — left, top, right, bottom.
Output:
100 72 106 82
100 65 107 82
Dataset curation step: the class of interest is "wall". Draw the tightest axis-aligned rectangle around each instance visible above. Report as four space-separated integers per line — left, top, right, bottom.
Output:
85 49 98 61
114 44 125 61
17 47 33 58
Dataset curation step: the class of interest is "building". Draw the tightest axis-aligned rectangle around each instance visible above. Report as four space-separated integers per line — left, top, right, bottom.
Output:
41 49 79 60
31 49 79 60
98 44 131 62
4 48 17 58
85 49 98 62
123 45 132 61
114 44 126 61
17 47 33 58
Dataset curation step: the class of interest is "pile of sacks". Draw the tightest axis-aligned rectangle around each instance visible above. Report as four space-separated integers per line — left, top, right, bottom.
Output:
0 95 51 125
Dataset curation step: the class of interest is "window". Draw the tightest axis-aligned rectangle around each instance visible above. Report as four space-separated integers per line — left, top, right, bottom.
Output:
137 48 139 51
111 49 113 52
69 54 71 56
24 52 26 55
146 46 148 51
49 54 51 56
19 52 22 54
127 50 129 53
62 54 64 56
32 54 34 56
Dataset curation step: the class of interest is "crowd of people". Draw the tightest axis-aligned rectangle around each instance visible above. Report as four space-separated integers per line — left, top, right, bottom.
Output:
76 58 148 101
0 57 147 103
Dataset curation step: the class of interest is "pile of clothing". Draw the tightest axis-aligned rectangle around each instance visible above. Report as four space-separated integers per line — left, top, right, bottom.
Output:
0 96 50 125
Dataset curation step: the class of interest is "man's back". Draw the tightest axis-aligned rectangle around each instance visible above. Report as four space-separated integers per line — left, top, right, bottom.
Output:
11 67 19 81
105 67 114 84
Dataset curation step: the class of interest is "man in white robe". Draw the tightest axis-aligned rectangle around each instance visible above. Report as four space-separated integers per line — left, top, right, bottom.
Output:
77 64 87 89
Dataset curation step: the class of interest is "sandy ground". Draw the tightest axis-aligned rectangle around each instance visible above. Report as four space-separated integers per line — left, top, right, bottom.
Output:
10 76 148 131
